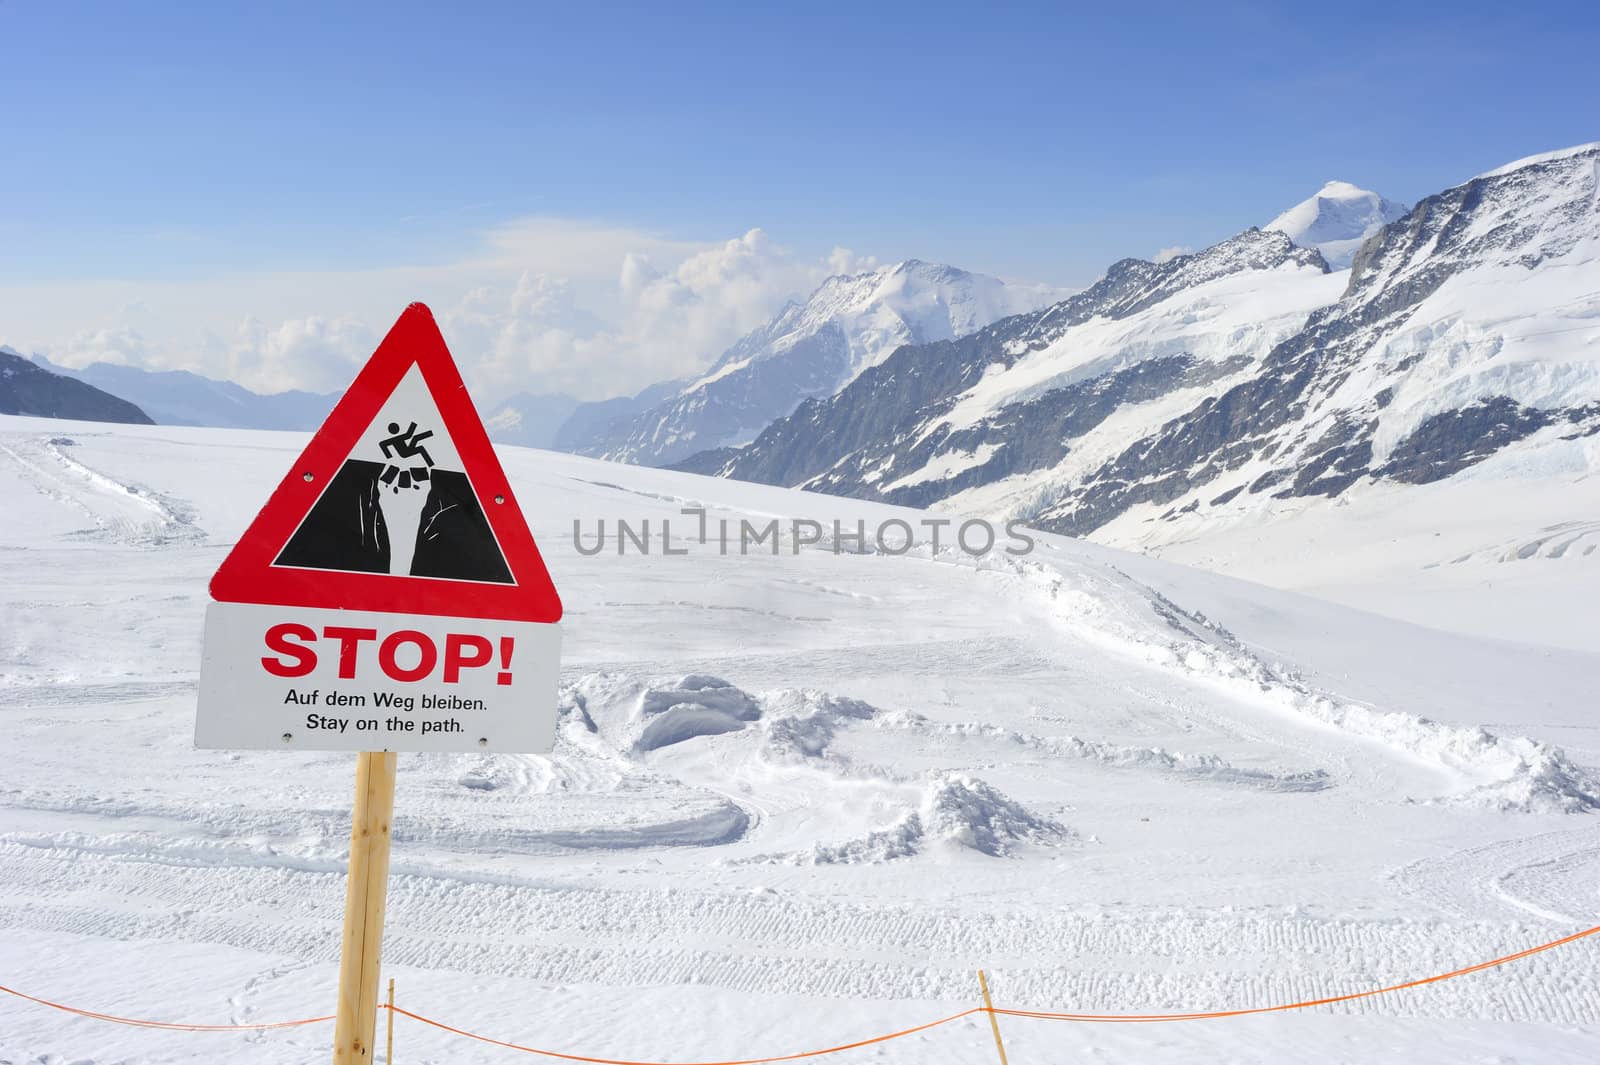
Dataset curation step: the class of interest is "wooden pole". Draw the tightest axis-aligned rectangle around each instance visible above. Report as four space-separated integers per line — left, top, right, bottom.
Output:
385 977 395 1063
978 969 1009 1065
332 751 398 1064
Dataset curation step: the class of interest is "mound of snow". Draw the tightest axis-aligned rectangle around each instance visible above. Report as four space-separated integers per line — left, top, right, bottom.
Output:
759 689 878 762
921 774 1069 855
560 673 886 767
1464 743 1600 814
785 774 1068 865
805 813 924 864
563 672 763 753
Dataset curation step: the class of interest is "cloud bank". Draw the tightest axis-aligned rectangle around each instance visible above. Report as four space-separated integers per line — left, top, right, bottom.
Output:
0 221 878 400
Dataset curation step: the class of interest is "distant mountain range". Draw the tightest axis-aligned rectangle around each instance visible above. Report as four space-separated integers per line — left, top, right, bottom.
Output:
31 354 340 431
674 227 1337 492
23 353 583 450
675 143 1600 550
1 348 153 424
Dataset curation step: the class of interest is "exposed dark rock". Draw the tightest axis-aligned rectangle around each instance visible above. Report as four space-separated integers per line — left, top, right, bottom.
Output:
0 351 154 425
1377 398 1550 484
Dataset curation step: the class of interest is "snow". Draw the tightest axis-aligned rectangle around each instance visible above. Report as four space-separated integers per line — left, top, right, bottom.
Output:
881 441 1002 491
903 258 1341 511
1477 141 1600 179
1100 454 1600 653
684 354 753 391
953 260 1341 429
811 260 1066 382
1366 252 1600 463
2 413 1598 1063
595 261 1068 464
696 260 1068 399
1266 180 1408 269
1078 142 1600 625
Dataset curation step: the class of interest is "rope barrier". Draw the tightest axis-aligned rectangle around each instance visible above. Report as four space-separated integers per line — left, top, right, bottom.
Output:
386 1003 982 1064
0 982 332 1031
2 922 1597 1058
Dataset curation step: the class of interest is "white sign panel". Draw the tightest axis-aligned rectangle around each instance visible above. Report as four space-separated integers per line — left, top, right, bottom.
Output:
197 602 561 752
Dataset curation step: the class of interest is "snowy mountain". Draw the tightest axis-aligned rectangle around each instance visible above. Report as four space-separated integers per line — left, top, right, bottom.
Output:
1040 141 1600 538
1 348 152 424
1266 180 1408 268
563 260 1064 466
549 376 690 453
678 227 1336 495
683 143 1600 561
31 355 340 431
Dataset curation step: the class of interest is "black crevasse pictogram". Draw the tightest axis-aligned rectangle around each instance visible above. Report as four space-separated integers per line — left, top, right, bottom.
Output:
274 417 512 583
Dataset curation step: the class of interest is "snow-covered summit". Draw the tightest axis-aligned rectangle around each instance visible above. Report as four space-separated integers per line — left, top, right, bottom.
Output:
1266 180 1408 269
691 258 1056 391
567 259 1064 466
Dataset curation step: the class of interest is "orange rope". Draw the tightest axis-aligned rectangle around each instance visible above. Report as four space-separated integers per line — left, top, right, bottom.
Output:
2 922 1597 1056
993 922 1600 1023
0 982 332 1031
387 1003 981 1065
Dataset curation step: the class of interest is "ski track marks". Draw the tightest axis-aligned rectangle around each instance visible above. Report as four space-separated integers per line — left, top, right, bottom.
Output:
0 434 202 547
2 837 1598 1023
1389 825 1600 925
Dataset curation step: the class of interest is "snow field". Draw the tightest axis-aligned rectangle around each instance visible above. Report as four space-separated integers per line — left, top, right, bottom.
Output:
2 414 1598 1063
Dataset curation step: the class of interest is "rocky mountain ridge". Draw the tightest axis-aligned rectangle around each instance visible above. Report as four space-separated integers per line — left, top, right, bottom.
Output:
677 144 1600 550
563 259 1064 466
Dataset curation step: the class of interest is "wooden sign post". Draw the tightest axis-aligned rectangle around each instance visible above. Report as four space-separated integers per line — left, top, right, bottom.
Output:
332 751 398 1063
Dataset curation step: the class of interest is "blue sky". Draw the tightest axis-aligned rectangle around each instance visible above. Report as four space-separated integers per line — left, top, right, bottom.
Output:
2 1 1597 395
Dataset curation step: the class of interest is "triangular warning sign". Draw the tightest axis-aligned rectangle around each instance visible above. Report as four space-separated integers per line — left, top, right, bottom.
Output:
210 303 563 623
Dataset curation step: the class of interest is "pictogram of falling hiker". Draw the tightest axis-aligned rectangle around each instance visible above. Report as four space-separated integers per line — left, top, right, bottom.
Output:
379 420 435 489
274 414 512 583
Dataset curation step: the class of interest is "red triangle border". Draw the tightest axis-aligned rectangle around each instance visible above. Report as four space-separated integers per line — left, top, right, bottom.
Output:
208 303 563 623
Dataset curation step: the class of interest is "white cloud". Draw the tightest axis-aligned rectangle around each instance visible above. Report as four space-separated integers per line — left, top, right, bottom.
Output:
0 219 867 400
1153 245 1194 263
826 247 880 277
215 316 376 394
56 324 157 368
427 226 842 398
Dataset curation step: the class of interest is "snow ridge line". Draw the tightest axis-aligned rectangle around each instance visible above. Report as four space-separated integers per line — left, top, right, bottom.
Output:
1002 552 1600 812
5 922 1600 1056
810 537 1595 810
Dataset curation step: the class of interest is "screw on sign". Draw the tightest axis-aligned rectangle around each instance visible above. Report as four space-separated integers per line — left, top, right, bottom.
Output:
194 303 563 1065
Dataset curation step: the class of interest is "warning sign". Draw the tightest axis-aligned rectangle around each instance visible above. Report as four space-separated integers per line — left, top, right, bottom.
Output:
197 303 562 753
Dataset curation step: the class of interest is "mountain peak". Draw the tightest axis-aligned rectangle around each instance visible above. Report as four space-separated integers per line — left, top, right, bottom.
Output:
563 258 1064 466
1266 181 1408 269
1312 179 1374 199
